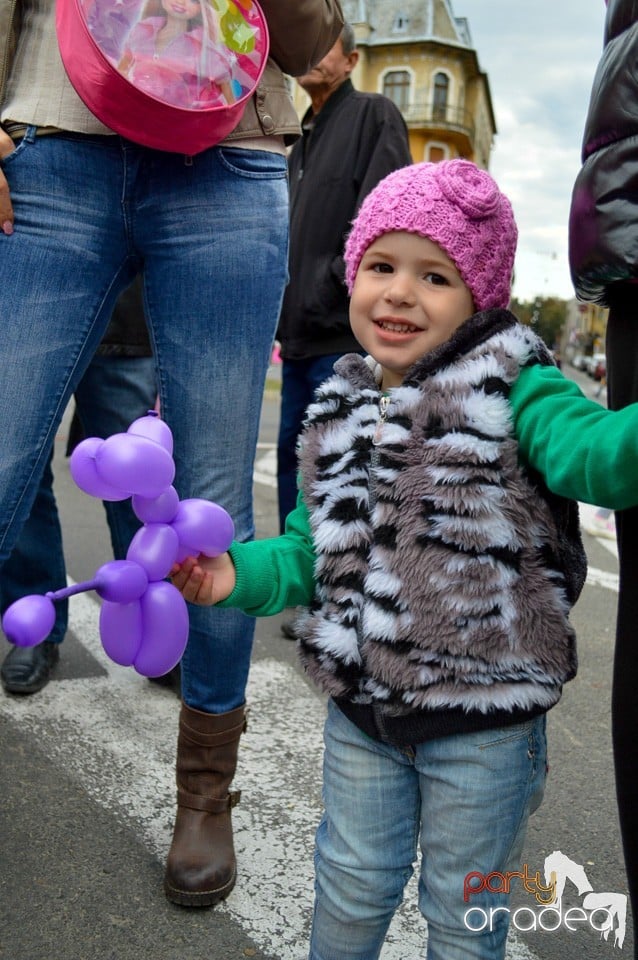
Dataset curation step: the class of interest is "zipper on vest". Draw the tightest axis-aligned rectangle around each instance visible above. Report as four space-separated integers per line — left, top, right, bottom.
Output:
372 394 390 446
369 394 389 513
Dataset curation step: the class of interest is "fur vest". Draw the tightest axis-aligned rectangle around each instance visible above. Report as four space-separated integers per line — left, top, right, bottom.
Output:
296 310 586 718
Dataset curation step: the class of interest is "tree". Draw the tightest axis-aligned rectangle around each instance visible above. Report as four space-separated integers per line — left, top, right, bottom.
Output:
511 296 567 352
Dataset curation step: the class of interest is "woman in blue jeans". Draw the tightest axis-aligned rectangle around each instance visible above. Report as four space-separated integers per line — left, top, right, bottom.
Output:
0 0 343 910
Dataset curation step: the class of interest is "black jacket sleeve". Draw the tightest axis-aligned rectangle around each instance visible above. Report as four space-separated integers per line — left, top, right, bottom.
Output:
569 0 638 304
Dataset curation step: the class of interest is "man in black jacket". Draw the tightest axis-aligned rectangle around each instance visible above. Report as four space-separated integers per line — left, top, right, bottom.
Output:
276 22 412 537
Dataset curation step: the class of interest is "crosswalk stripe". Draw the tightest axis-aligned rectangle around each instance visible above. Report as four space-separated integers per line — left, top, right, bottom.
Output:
586 566 619 593
254 448 277 490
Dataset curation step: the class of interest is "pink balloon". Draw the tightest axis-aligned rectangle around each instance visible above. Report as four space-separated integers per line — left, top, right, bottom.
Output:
126 524 179 581
99 599 143 666
69 438 130 501
2 595 56 647
95 433 175 498
94 560 149 603
127 412 174 454
131 485 180 524
133 581 189 677
171 499 234 558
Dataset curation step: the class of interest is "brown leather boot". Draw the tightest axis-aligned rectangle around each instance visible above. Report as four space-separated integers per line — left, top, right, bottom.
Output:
164 702 247 907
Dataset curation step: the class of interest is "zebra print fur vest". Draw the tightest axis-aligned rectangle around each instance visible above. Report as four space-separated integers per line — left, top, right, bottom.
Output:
296 309 586 718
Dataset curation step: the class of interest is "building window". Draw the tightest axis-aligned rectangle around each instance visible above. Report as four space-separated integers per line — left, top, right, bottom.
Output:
393 13 409 33
432 72 449 121
383 70 410 112
427 144 448 163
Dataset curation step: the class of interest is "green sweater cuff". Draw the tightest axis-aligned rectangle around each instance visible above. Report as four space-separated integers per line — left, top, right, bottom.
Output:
217 496 316 617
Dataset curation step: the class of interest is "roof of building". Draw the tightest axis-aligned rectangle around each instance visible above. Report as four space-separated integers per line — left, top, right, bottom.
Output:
341 0 474 48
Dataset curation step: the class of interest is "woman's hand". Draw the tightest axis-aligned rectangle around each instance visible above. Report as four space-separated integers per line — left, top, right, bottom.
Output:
0 128 15 235
171 551 236 606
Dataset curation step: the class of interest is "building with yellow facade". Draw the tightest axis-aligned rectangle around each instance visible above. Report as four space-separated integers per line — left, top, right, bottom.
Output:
291 0 497 170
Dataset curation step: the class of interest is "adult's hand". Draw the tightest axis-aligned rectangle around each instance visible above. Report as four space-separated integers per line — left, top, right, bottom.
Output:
0 128 15 234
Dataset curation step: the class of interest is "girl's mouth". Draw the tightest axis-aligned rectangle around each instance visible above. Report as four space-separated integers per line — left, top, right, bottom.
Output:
375 319 420 334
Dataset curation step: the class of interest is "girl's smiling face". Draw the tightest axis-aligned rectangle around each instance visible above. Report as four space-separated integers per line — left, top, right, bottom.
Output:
349 231 475 389
162 0 201 20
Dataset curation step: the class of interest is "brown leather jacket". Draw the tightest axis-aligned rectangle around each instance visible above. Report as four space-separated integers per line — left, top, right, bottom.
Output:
0 0 344 145
229 0 344 144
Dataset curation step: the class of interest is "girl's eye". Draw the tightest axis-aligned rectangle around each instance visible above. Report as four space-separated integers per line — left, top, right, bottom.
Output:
372 262 393 274
424 272 447 286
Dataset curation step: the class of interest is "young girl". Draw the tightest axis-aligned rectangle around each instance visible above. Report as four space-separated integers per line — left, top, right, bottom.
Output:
172 159 638 959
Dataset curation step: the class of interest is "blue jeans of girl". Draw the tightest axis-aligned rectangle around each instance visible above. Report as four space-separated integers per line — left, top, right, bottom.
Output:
309 699 547 960
0 130 289 712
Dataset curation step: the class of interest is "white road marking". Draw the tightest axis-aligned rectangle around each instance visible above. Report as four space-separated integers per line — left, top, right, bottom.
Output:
578 502 618 559
254 447 277 490
586 567 619 593
0 587 540 959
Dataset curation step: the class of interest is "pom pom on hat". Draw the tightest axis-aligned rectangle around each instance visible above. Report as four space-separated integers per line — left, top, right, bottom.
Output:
344 159 518 312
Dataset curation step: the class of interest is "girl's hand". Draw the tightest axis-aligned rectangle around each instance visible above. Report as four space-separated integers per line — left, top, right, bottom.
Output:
170 551 236 606
0 128 15 235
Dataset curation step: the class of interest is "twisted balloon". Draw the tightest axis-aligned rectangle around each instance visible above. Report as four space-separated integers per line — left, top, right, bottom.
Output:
1 412 234 677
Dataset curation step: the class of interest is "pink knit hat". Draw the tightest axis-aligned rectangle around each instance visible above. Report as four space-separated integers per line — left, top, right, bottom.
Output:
344 159 517 311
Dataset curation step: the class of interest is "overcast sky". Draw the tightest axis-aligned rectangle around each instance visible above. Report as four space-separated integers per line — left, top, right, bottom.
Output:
456 1 607 302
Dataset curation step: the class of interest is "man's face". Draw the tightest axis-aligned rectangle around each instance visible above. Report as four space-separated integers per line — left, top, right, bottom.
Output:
297 39 357 96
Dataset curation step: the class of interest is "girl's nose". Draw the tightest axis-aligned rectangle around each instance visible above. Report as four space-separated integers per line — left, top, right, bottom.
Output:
383 272 415 306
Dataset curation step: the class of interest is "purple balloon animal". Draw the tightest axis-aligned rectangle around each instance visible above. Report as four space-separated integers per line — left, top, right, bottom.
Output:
1 412 234 677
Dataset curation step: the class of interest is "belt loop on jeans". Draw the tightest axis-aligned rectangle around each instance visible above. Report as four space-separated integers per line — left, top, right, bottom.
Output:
23 125 37 143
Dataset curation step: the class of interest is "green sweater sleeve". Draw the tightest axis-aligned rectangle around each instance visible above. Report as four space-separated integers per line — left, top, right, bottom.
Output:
511 363 638 509
219 364 638 617
217 492 316 617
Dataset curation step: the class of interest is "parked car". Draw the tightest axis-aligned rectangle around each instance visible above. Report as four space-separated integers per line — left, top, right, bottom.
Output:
585 352 606 379
593 354 606 382
571 352 589 371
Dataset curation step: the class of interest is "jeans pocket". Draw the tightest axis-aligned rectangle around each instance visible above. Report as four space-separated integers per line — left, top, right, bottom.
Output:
476 717 539 750
475 716 547 812
0 134 31 168
216 146 287 180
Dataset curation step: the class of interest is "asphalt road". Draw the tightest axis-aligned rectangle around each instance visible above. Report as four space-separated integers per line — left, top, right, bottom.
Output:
0 365 632 960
